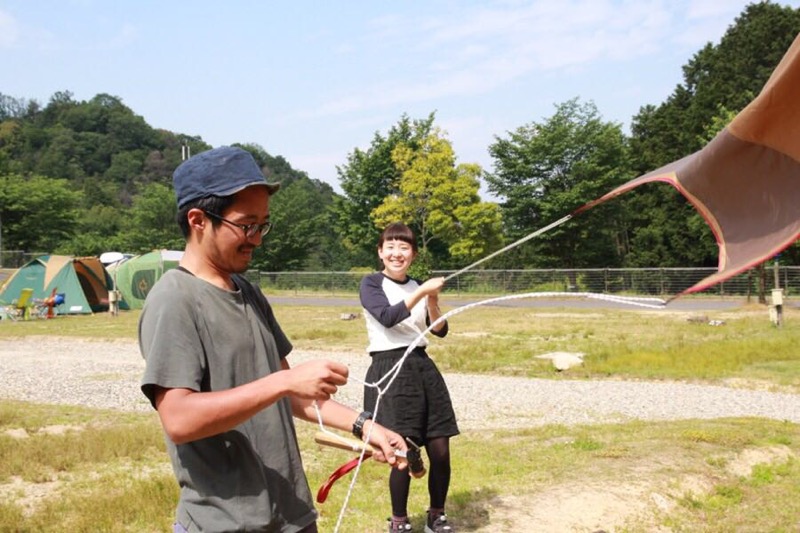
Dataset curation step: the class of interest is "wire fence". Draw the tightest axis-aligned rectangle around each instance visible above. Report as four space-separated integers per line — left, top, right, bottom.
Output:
3 246 796 301
0 250 44 269
253 266 799 299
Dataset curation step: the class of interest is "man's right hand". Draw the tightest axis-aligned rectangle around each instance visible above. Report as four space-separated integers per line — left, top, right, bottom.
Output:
287 360 349 400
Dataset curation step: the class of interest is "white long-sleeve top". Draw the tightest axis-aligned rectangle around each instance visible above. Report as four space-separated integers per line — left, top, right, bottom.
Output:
359 272 447 353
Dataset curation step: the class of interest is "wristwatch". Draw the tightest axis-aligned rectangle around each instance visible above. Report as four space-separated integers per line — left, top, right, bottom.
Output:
352 411 373 439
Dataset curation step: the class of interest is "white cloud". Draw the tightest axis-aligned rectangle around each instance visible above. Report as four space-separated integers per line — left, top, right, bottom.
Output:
0 10 20 48
303 0 688 118
0 8 61 51
0 6 137 53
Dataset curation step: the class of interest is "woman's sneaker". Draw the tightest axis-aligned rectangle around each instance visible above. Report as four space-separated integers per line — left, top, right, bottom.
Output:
387 517 413 532
424 513 453 533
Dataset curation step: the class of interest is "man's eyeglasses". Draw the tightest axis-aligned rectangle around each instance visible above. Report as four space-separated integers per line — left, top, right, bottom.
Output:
203 211 273 239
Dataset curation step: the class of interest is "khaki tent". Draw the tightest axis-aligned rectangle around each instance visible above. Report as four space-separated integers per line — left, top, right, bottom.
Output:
0 255 112 314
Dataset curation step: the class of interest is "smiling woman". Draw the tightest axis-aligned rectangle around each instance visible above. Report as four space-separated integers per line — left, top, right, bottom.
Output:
356 222 458 533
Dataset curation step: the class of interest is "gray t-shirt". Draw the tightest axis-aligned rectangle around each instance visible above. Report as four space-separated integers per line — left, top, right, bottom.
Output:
139 269 316 532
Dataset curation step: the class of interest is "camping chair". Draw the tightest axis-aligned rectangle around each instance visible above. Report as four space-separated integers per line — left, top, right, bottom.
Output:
2 288 34 321
33 288 66 319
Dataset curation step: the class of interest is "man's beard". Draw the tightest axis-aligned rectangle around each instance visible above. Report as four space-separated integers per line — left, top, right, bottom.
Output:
231 245 255 273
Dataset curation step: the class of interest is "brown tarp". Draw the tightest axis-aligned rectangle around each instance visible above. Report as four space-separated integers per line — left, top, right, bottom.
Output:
575 33 800 297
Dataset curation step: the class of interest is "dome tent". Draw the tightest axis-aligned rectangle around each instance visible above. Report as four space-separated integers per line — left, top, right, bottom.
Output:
0 255 112 315
106 249 183 310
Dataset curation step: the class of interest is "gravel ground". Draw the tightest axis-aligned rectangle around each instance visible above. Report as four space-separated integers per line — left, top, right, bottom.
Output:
1 337 799 429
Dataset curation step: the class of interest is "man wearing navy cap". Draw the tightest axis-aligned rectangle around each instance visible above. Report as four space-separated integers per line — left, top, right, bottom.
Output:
139 146 406 532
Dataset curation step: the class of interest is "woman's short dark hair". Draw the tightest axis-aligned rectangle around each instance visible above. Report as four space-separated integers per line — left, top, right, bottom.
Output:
176 195 236 238
378 222 417 252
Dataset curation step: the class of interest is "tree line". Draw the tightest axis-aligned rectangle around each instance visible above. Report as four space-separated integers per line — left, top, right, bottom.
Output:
1 2 798 273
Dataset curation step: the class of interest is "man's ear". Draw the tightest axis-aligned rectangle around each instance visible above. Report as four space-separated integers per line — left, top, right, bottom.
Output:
187 208 206 234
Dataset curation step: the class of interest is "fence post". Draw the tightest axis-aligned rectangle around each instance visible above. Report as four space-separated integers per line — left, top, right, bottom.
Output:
784 265 789 295
774 258 780 289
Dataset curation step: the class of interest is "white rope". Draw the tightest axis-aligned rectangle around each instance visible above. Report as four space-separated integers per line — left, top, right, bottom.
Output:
321 290 665 531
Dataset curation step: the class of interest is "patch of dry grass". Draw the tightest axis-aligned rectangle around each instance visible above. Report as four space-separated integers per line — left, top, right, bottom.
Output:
3 403 797 532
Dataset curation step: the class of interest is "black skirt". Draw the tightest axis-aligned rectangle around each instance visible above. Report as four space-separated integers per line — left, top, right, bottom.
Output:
364 346 459 444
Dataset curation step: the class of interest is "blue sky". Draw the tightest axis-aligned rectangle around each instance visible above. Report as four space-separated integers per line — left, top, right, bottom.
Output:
2 1 798 194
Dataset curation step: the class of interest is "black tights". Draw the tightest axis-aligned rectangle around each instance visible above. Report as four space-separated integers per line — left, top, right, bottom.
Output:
390 436 451 517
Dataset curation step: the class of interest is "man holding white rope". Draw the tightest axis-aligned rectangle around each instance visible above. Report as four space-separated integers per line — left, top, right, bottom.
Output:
139 146 406 533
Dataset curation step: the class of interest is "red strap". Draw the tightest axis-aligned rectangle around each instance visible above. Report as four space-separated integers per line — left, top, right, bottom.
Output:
316 457 367 503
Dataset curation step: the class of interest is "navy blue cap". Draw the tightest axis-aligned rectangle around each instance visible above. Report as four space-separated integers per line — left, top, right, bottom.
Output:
173 146 280 208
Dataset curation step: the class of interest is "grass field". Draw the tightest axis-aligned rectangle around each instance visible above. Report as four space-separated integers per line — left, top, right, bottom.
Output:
1 298 799 531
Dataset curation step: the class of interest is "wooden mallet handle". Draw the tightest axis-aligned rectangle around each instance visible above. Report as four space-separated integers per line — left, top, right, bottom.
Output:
314 431 375 455
314 431 427 477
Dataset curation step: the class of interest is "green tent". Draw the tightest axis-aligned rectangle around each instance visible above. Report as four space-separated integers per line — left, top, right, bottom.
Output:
107 249 183 310
0 255 113 315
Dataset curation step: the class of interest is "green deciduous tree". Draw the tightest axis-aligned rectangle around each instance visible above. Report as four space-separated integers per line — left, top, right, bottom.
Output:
57 204 127 256
115 183 183 253
236 143 341 271
684 2 800 140
0 93 29 121
0 173 82 252
371 130 502 269
252 178 331 271
487 98 631 270
334 113 436 266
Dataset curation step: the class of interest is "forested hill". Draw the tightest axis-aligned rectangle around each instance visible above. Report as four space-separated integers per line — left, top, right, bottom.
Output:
2 1 799 273
0 91 341 271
